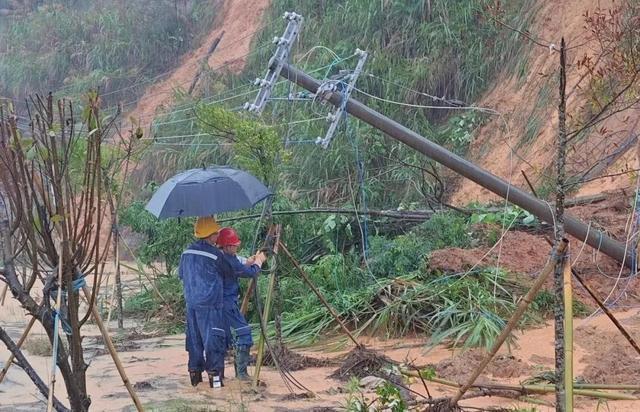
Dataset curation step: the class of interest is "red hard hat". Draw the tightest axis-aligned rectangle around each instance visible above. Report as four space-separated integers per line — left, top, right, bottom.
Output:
217 227 241 247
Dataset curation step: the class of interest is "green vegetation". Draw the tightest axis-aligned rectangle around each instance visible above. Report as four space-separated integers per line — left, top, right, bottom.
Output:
121 201 546 349
124 272 186 334
3 0 572 351
0 0 218 104
143 0 537 208
119 200 194 272
23 335 54 357
531 289 591 319
138 399 224 412
344 377 407 412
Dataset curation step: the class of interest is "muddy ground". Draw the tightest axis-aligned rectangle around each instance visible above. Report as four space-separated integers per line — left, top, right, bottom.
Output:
2 195 640 411
1 287 639 411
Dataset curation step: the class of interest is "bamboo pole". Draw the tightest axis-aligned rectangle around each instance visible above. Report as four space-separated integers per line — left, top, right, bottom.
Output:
240 225 279 316
450 239 568 405
572 383 640 390
541 235 640 356
563 258 574 411
0 283 7 305
114 221 123 329
239 279 255 315
0 316 36 383
252 255 277 387
278 241 361 347
105 277 117 328
571 270 640 356
406 371 640 401
47 246 65 412
81 286 144 411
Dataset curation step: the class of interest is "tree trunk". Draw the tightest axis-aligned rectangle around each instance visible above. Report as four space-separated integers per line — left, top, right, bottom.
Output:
554 37 568 412
0 326 70 412
0 220 87 410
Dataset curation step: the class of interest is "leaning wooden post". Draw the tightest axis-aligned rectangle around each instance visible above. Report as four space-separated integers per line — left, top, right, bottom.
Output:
47 244 65 412
450 239 568 405
81 286 144 411
0 316 37 383
278 241 361 347
0 283 8 306
571 269 640 356
239 279 255 315
252 254 277 387
563 258 574 411
240 225 279 316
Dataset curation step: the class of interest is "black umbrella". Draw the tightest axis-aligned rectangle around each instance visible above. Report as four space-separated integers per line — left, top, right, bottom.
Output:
145 166 272 219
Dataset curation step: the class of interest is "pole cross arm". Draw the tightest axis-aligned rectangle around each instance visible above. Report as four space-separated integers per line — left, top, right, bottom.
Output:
277 61 633 267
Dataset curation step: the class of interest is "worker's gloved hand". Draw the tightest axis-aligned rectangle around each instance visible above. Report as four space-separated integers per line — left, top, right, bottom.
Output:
244 255 256 266
254 251 267 267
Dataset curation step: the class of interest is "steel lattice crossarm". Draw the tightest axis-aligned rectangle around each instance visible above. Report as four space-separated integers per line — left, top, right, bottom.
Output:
315 48 368 149
243 11 303 115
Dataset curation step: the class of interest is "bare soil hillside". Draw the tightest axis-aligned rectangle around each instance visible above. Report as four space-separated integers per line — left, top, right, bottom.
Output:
450 0 636 205
127 0 271 130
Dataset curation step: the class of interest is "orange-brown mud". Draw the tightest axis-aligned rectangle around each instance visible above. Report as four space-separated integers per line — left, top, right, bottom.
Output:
1 265 639 411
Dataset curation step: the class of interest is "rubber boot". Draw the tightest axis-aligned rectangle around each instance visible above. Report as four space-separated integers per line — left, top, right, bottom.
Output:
235 345 251 381
189 370 202 387
208 370 223 388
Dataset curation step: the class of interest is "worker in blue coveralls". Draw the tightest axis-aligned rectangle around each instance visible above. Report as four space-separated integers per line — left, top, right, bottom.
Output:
179 216 226 388
216 227 267 380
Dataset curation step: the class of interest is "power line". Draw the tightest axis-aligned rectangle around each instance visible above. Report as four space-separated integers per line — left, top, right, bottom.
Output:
137 55 358 130
352 86 500 114
148 117 326 141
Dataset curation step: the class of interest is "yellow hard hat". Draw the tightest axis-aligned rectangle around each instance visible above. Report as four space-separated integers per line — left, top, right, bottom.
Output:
194 216 221 239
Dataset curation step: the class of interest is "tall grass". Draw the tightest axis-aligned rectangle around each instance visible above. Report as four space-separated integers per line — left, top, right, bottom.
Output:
0 0 219 104
143 0 539 211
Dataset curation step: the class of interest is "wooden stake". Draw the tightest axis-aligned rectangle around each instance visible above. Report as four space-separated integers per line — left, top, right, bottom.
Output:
252 254 277 387
450 239 568 405
0 316 36 383
81 286 144 411
0 283 7 306
278 241 360 347
572 270 640 356
47 245 65 412
406 371 640 401
563 258 574 411
240 225 279 316
239 279 255 316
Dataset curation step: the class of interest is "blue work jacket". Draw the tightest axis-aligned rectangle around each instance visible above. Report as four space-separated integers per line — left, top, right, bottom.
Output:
178 240 224 308
221 253 260 306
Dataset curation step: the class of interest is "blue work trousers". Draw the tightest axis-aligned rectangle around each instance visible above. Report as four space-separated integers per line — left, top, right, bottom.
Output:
224 303 253 349
185 305 226 374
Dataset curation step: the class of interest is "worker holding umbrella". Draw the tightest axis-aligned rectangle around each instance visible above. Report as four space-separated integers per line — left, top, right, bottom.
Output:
144 166 273 388
179 216 226 388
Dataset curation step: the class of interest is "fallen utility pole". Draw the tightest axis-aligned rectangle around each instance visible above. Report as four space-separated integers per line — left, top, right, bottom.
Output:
276 62 633 267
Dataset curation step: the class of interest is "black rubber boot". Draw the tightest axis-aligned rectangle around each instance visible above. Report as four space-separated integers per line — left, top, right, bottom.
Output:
235 345 251 381
189 370 202 387
208 370 223 388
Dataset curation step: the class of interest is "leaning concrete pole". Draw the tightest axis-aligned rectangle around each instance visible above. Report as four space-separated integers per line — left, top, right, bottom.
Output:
277 62 632 267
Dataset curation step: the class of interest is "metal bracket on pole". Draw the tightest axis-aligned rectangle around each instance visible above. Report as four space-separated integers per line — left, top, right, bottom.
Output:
315 48 367 149
244 11 303 115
